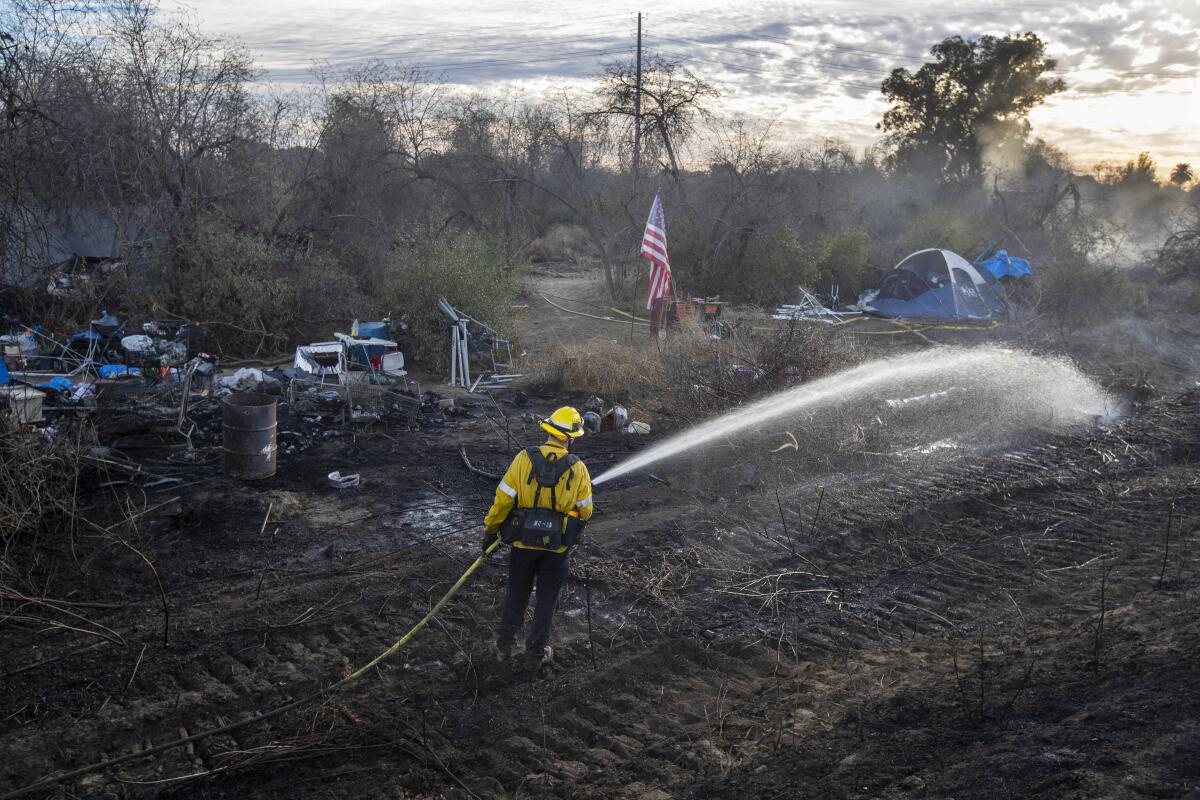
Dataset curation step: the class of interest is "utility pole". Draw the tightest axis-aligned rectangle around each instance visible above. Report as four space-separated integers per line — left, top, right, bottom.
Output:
633 12 642 183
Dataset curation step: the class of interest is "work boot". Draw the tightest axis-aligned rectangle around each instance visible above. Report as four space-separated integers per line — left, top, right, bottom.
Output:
495 642 513 663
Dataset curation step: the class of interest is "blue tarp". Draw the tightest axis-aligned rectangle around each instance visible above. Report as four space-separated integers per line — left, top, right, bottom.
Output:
976 250 1032 280
0 356 8 385
35 376 74 394
98 364 140 379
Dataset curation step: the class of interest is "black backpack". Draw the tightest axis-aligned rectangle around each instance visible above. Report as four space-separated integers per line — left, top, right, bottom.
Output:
501 448 585 549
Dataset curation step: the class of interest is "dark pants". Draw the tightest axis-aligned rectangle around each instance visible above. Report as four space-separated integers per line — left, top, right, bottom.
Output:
497 547 571 653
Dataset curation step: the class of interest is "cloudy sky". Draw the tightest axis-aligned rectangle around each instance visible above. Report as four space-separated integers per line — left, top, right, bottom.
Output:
168 0 1199 173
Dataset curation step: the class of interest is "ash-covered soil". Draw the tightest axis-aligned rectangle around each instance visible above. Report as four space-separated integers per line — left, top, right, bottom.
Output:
2 385 1198 799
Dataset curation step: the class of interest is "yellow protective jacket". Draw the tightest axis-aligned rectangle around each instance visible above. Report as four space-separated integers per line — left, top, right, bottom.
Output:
482 439 593 553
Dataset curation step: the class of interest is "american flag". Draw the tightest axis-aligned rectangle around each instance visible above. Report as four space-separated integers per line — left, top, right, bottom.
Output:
640 194 672 310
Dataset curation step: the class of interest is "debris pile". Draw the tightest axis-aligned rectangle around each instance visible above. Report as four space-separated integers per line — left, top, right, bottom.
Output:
773 286 860 323
0 312 432 478
438 296 521 390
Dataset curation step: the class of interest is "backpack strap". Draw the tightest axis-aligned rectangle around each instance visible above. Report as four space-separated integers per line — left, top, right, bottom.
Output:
525 448 579 512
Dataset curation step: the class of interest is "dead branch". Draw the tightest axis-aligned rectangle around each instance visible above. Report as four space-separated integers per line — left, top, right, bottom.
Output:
458 447 501 481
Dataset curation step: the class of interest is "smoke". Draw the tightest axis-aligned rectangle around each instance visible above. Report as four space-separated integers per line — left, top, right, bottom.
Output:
978 121 1030 183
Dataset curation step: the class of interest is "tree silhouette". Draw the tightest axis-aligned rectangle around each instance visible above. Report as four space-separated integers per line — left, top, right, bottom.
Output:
879 32 1065 185
1170 163 1194 188
597 53 718 180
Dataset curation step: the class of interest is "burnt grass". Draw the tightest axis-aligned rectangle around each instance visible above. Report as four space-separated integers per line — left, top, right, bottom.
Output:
1 390 1199 799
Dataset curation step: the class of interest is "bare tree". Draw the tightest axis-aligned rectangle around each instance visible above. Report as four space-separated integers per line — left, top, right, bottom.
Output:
597 53 718 181
104 0 255 224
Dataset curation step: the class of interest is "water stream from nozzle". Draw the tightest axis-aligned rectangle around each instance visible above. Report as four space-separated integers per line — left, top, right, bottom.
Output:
591 346 1113 486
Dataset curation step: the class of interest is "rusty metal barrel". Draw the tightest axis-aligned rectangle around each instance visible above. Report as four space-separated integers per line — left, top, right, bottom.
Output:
222 393 278 479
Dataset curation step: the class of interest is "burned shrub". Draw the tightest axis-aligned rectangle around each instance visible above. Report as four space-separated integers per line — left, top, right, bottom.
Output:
1038 216 1139 339
0 431 83 580
1157 213 1200 283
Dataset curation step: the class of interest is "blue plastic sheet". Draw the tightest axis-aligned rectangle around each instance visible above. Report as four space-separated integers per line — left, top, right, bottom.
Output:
977 250 1032 280
36 376 73 394
97 364 140 379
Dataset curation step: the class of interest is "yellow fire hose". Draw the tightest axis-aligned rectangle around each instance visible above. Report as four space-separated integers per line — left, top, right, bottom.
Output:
345 538 500 681
1 539 503 800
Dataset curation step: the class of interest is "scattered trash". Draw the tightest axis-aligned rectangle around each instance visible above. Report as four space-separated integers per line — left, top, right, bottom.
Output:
379 351 405 376
729 365 766 386
583 395 604 413
624 421 650 435
184 353 218 390
120 334 155 353
97 364 140 380
653 298 725 337
438 296 518 389
293 342 347 378
220 367 280 393
0 328 39 359
582 411 602 434
327 471 361 489
503 391 531 407
33 376 74 395
1 309 421 458
0 385 46 426
602 405 629 431
773 286 859 323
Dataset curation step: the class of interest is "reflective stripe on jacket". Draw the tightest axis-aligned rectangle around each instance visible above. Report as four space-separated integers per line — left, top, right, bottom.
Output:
482 438 593 552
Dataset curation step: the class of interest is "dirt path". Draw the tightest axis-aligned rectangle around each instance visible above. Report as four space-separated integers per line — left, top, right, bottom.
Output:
514 262 648 361
2 264 1198 799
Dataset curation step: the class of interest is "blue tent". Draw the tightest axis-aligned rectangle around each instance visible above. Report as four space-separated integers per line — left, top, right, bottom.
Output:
860 249 1010 322
976 249 1032 280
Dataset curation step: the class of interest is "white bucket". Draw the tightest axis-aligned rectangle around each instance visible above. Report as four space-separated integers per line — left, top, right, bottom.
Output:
0 386 46 424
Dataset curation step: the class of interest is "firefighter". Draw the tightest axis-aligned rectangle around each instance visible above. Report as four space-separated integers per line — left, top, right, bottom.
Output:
482 406 593 665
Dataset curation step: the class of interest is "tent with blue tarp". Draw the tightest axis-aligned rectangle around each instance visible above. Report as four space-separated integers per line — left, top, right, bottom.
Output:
861 249 1010 322
976 249 1032 280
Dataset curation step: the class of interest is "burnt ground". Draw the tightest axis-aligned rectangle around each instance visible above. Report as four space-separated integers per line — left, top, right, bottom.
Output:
2 265 1199 799
1 387 1197 799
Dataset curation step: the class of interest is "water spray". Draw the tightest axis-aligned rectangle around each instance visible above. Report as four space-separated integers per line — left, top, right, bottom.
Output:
593 346 1112 486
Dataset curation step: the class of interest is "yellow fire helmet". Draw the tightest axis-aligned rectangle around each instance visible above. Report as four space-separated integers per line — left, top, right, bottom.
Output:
540 406 586 440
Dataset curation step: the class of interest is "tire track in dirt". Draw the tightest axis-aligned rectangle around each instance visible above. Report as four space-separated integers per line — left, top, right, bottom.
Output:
2 395 1196 797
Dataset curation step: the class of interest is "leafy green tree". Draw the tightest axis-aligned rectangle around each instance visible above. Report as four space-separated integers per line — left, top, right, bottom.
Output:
1170 162 1194 188
879 32 1065 184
